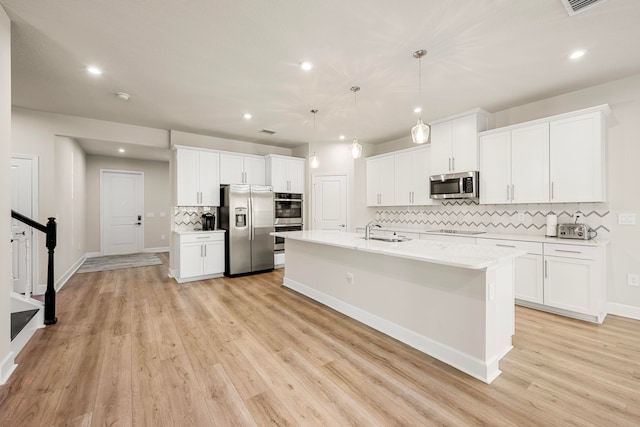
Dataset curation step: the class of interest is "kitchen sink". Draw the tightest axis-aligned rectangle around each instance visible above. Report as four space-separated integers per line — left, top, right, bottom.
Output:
365 236 412 243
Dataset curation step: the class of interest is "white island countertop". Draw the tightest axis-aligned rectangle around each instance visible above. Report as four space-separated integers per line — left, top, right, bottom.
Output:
272 230 525 270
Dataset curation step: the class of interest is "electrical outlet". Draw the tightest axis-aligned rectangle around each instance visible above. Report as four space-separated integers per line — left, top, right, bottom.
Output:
628 273 640 287
160 234 166 241
517 212 525 223
346 273 354 284
146 212 154 218
619 213 637 225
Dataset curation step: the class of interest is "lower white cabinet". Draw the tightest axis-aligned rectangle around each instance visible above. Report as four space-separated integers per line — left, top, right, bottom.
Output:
174 231 225 283
478 238 606 323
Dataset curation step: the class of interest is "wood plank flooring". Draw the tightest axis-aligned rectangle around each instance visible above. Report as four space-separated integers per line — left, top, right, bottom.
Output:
1 252 639 426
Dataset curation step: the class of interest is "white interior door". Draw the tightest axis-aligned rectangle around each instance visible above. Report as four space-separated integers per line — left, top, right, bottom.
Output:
101 170 144 255
10 156 37 295
312 173 348 231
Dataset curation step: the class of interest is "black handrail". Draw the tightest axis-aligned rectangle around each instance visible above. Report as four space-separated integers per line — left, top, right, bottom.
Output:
11 210 57 325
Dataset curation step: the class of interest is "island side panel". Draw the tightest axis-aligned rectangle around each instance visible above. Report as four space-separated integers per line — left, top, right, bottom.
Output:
282 239 513 383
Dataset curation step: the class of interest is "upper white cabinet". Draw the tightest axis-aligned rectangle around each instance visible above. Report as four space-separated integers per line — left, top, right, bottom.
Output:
394 146 432 206
480 123 550 204
175 147 220 206
479 105 608 204
550 112 606 203
366 154 395 206
265 155 305 193
430 110 489 175
367 146 435 207
219 153 266 185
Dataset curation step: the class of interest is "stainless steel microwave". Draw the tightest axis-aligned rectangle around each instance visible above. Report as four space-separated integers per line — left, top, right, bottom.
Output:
430 171 479 199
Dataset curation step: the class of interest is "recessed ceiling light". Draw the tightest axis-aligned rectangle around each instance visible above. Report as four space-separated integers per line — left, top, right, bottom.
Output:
115 92 130 100
86 65 103 75
300 61 313 71
414 107 422 114
243 113 252 119
569 50 586 60
339 135 345 140
118 148 125 153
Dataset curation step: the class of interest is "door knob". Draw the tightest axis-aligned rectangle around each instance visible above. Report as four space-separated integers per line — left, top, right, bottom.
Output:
339 224 346 227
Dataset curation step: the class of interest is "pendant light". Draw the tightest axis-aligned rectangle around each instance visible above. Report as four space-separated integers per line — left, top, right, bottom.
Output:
411 49 430 144
310 109 320 169
350 86 363 159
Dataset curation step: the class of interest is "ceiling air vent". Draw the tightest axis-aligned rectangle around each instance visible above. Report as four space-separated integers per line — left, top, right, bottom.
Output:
560 0 608 16
259 129 276 135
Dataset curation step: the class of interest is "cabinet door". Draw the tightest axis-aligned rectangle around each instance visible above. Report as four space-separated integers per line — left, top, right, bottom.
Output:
544 256 596 315
366 157 381 206
269 157 289 192
550 113 604 202
199 151 220 206
287 159 305 194
411 147 432 205
244 156 266 185
176 149 200 206
479 132 511 204
394 152 413 206
511 123 549 203
180 243 203 278
219 153 244 184
378 156 395 206
430 121 452 175
515 254 544 304
202 241 225 275
451 114 479 172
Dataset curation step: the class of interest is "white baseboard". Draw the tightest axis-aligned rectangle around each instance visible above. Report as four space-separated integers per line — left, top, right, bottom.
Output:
283 277 500 384
55 254 87 292
0 351 17 385
144 247 169 253
607 302 640 320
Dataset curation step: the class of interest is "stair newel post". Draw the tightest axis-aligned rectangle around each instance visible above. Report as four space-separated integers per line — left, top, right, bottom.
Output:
44 217 57 325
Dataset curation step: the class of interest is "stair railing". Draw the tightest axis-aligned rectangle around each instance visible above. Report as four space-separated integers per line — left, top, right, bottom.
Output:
10 210 57 325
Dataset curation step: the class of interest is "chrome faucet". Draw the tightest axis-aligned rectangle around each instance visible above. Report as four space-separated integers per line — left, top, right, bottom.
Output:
365 221 382 240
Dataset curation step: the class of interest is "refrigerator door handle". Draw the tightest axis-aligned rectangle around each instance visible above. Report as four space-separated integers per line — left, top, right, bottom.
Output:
248 197 254 241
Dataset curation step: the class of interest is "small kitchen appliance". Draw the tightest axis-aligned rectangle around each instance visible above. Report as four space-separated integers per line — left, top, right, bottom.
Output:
201 212 215 231
429 171 479 199
557 223 594 240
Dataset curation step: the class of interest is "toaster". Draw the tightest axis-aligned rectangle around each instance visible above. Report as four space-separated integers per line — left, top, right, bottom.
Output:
557 223 591 240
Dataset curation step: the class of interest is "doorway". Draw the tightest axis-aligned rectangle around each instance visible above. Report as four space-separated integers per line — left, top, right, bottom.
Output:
10 155 39 295
100 170 144 255
312 173 348 231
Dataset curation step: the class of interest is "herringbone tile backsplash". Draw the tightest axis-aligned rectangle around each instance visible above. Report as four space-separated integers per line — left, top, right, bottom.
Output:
374 201 610 237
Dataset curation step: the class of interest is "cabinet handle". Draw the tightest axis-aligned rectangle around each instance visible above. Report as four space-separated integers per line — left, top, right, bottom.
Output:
448 158 452 171
196 236 210 239
204 245 207 257
511 184 515 201
452 157 455 171
554 249 582 254
544 260 548 278
496 244 516 248
551 182 554 199
506 185 510 200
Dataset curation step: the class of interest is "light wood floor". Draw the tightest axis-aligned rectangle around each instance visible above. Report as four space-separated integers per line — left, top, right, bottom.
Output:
1 252 639 426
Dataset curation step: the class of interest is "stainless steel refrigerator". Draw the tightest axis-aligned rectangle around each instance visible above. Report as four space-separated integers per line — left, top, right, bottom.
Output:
220 184 275 276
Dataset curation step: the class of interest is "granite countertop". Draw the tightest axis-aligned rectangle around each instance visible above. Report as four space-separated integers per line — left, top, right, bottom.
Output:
271 230 525 270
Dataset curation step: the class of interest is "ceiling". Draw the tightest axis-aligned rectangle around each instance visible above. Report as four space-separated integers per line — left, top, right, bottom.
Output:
3 0 640 154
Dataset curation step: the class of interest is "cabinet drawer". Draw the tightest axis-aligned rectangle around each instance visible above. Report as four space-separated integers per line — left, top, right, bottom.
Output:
179 232 225 244
544 243 599 260
477 238 542 255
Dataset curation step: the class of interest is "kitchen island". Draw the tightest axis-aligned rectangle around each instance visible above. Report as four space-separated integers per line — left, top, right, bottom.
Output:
272 230 525 383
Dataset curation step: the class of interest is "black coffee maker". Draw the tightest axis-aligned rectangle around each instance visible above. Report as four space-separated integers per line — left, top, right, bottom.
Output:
201 212 215 231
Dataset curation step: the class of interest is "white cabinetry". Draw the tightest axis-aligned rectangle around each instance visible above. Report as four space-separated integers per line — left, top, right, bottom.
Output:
366 154 395 206
266 155 305 193
430 110 489 175
477 239 544 304
550 112 606 202
394 146 432 206
479 106 608 205
174 232 225 283
219 153 265 185
480 123 549 204
175 148 220 206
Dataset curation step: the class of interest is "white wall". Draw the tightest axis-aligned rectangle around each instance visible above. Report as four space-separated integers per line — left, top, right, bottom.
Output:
0 5 13 383
85 155 170 253
54 136 86 287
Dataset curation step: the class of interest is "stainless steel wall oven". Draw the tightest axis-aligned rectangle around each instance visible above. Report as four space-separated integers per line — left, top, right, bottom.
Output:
274 193 303 225
274 224 303 253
